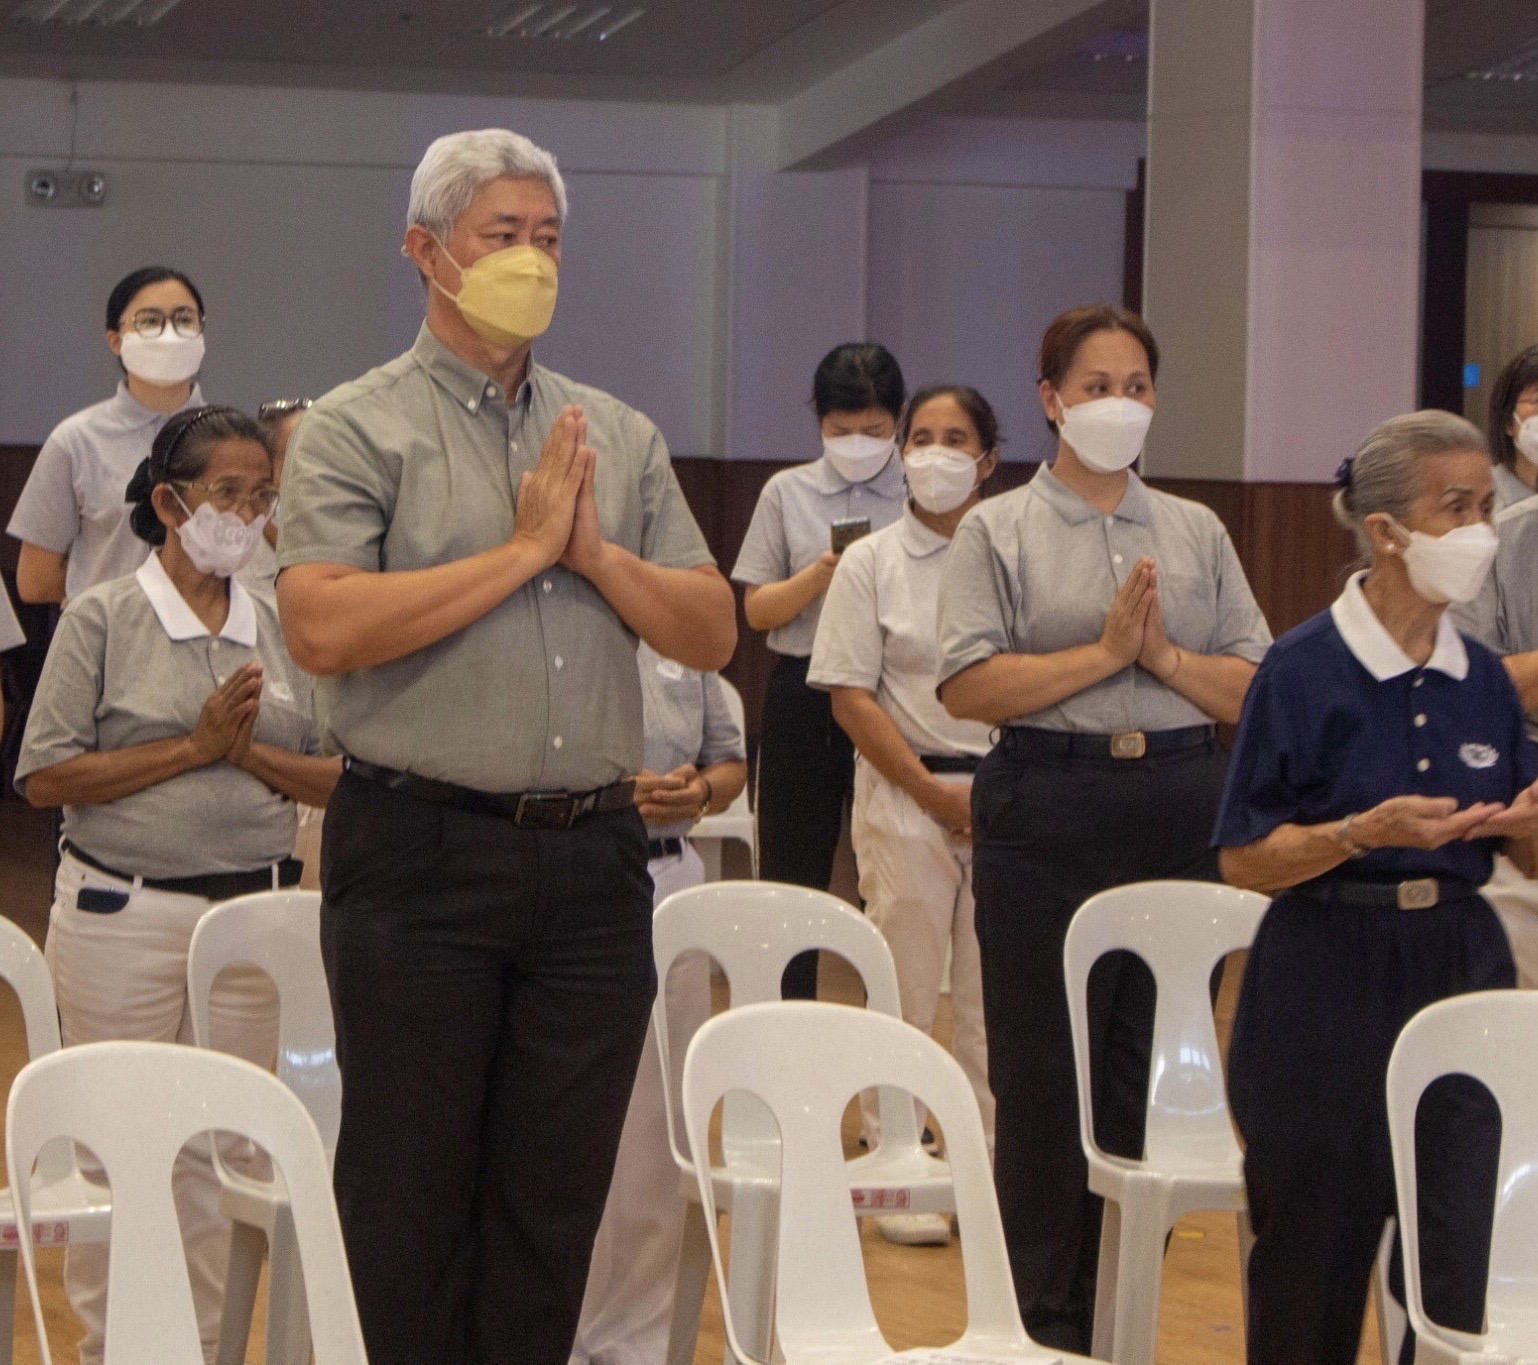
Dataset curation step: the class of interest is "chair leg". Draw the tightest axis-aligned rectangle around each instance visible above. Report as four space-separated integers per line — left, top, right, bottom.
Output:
724 1188 778 1365
667 1200 713 1365
217 1220 266 1365
1108 1195 1168 1365
1236 1207 1256 1339
0 1246 17 1365
1372 1219 1407 1365
1091 1200 1122 1362
262 1207 311 1365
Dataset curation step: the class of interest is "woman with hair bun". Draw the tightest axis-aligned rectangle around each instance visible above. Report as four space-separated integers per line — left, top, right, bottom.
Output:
936 304 1270 1351
14 406 339 1365
1217 411 1538 1364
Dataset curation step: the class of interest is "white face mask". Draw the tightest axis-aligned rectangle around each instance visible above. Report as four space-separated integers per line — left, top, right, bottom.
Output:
904 444 981 515
173 494 268 578
1387 517 1498 605
119 331 205 385
1055 395 1153 474
822 432 895 484
1515 415 1538 465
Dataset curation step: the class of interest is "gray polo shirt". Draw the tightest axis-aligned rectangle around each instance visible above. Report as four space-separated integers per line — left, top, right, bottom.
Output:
731 454 906 657
0 585 23 654
8 382 206 601
936 467 1271 732
809 506 991 759
276 323 714 793
16 553 318 880
1493 462 1536 513
1451 496 1538 733
638 641 746 839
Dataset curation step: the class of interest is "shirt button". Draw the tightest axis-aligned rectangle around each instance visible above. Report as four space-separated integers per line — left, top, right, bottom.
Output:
1113 554 1124 565
543 580 553 593
466 401 476 412
552 736 563 749
510 441 519 453
1414 714 1427 727
1413 676 1424 688
487 384 499 399
554 655 564 669
1417 758 1431 772
1105 516 1114 527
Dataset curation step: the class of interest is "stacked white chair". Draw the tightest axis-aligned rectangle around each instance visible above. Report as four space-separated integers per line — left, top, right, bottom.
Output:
687 677 757 880
5 1040 365 1365
0 916 112 1365
186 890 339 1365
1387 989 1538 1365
654 881 954 1365
681 1000 1091 1365
1063 880 1269 1365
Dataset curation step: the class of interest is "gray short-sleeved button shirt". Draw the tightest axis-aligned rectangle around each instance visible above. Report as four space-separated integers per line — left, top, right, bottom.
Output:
276 324 714 793
1493 463 1536 513
809 506 991 759
637 641 746 839
730 454 906 657
0 585 23 654
16 553 319 880
7 382 205 601
1451 495 1538 731
936 467 1271 732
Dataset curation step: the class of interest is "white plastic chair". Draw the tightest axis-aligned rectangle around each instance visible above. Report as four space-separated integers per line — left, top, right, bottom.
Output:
6 1040 366 1365
0 916 112 1365
1063 880 1269 1365
654 881 954 1365
1387 989 1538 1364
682 1001 1089 1365
689 677 757 880
186 891 339 1365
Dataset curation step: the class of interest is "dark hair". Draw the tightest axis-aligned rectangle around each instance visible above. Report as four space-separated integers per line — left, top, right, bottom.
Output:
811 343 905 421
106 266 204 332
1489 344 1538 470
1039 303 1159 387
900 384 1002 454
125 406 272 546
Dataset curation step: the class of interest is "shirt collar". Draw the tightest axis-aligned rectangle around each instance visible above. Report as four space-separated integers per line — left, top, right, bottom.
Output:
1030 465 1151 526
897 502 952 559
411 322 532 416
135 552 258 646
1330 571 1468 682
806 450 907 498
106 380 206 431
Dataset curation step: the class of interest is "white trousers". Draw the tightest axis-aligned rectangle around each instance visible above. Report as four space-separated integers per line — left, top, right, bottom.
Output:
44 851 280 1365
571 842 710 1365
851 761 995 1154
1483 853 1538 988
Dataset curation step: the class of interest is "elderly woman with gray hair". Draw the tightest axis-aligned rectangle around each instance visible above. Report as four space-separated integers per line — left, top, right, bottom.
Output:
1214 410 1538 1365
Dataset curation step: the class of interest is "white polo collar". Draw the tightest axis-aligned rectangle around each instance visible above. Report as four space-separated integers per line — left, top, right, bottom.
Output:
136 552 258 646
1330 571 1468 682
106 381 205 432
897 502 952 559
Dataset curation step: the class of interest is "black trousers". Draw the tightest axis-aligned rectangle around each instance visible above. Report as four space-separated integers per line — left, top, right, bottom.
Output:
319 771 656 1365
970 734 1229 1354
756 652 856 998
1229 889 1510 1365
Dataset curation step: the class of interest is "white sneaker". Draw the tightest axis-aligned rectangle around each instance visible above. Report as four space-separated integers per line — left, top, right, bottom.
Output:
874 1213 953 1246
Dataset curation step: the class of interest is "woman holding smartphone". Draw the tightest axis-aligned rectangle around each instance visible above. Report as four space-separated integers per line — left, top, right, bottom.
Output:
732 342 906 997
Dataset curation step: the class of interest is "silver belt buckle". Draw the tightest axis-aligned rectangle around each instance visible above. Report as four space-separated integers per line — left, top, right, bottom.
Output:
1110 731 1148 760
1397 878 1439 911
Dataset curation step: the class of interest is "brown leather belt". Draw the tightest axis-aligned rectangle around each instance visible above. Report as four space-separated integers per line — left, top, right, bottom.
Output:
344 756 635 830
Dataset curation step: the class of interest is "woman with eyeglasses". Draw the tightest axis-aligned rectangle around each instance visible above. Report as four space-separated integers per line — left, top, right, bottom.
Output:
9 266 210 605
15 406 340 1365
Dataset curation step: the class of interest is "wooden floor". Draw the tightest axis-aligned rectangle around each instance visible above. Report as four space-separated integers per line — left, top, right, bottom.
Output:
0 797 1384 1364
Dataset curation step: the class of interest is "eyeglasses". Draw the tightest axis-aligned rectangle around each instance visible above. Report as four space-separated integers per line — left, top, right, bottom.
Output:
258 398 314 420
126 307 204 339
174 480 280 516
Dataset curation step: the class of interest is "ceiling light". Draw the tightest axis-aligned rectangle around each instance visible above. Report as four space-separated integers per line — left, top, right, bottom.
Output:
1073 29 1147 64
483 2 644 43
1465 37 1538 82
8 0 188 25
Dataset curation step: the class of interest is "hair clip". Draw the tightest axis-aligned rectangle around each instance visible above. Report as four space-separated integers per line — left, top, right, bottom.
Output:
1333 456 1355 490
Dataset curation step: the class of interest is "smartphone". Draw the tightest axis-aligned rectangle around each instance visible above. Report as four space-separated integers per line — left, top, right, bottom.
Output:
76 887 129 914
830 517 872 554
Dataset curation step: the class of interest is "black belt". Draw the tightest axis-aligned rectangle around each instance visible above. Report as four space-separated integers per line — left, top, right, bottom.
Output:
344 756 635 830
1293 876 1480 912
647 837 685 860
999 724 1215 761
920 754 981 774
63 840 303 901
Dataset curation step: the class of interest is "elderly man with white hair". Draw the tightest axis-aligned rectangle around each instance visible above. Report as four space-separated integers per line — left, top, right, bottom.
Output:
275 129 735 1365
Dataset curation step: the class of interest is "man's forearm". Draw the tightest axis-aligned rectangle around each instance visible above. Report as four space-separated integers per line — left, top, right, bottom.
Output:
585 551 736 671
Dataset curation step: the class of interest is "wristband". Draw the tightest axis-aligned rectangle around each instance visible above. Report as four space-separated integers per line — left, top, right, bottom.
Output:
1335 813 1369 860
698 775 714 816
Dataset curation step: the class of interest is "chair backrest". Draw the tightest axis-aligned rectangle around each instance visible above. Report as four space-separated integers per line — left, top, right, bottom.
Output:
714 678 750 821
652 881 918 1168
1387 990 1538 1360
682 1002 1028 1365
187 891 340 1155
6 1041 367 1365
1064 880 1268 1169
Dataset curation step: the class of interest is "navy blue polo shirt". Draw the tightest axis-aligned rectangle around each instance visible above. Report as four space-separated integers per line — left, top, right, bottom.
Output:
1215 573 1538 885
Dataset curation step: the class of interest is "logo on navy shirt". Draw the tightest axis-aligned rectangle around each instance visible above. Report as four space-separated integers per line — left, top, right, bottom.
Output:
1459 743 1499 770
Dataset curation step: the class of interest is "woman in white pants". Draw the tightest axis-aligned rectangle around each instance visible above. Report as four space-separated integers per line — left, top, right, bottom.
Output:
15 406 340 1365
571 640 747 1365
809 384 1001 1247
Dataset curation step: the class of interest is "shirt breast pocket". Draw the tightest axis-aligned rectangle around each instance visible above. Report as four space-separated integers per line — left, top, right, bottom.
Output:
1158 571 1221 651
255 687 312 755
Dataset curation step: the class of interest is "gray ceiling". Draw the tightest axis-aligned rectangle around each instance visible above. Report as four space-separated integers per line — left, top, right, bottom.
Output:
2 0 1536 134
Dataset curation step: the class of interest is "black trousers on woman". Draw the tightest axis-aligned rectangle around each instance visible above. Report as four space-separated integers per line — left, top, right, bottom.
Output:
756 651 856 998
1229 889 1508 1365
970 730 1229 1354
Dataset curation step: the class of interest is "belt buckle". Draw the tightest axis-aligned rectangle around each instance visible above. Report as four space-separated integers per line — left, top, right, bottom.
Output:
514 794 577 830
1110 731 1148 760
1397 878 1439 911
